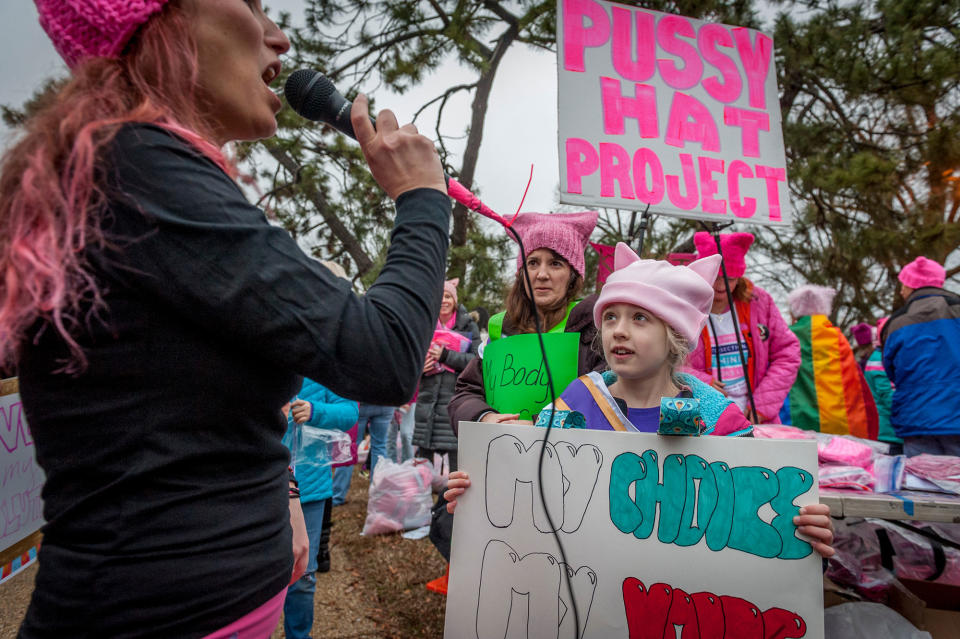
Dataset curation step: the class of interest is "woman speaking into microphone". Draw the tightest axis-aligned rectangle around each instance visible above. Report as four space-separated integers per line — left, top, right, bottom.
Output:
1 1 449 637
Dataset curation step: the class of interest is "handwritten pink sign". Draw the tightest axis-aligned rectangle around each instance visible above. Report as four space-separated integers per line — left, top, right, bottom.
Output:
0 380 44 559
557 0 791 225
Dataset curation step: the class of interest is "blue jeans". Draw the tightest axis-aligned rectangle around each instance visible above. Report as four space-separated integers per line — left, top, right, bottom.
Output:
388 402 416 463
903 435 960 458
331 404 393 503
358 403 392 480
283 499 326 639
331 465 351 506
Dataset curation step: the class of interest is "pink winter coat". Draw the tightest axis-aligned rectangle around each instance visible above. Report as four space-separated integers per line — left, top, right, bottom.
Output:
682 282 800 423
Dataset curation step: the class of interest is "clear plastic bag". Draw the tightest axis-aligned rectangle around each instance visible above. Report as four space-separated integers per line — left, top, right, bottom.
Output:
871 454 905 493
824 602 931 639
826 518 895 601
285 421 353 475
357 436 370 466
300 425 352 466
905 454 960 495
362 457 434 535
871 519 960 586
817 433 876 469
828 517 960 599
753 424 817 440
820 464 874 491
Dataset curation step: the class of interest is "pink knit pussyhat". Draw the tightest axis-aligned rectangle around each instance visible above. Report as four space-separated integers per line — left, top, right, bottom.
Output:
898 256 946 289
594 243 722 345
510 211 599 277
850 322 874 347
443 278 459 305
693 231 755 279
34 0 170 68
787 284 836 318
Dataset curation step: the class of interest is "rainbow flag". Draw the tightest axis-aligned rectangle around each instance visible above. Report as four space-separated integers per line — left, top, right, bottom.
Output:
782 315 878 439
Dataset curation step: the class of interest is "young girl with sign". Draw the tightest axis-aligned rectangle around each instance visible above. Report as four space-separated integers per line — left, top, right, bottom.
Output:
445 243 834 556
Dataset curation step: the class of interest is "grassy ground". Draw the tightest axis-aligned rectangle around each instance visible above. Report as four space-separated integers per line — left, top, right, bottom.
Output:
0 467 449 639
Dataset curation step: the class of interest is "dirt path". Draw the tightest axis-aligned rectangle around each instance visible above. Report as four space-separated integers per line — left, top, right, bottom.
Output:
0 468 448 638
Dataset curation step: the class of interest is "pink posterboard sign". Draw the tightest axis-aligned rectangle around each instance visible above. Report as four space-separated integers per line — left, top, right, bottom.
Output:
557 0 791 226
0 378 44 573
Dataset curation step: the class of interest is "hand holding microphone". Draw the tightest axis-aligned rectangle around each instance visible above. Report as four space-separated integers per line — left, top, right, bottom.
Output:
285 70 445 200
351 94 447 200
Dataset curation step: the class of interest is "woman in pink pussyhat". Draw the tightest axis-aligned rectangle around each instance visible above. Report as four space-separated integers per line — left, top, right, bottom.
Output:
444 244 837 559
4 2 451 638
413 276 480 472
898 255 946 297
449 210 607 429
882 255 960 458
684 232 801 425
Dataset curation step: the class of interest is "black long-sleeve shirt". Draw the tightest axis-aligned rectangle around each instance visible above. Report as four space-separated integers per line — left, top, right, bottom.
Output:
17 124 450 638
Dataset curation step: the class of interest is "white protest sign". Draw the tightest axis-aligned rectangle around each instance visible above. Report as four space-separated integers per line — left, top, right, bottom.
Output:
0 378 44 564
444 422 823 638
557 0 791 226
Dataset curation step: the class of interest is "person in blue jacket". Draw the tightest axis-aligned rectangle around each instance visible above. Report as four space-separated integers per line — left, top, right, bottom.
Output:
881 256 960 457
283 379 359 639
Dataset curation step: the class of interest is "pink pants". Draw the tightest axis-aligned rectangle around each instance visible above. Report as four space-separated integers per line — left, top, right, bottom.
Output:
201 588 285 639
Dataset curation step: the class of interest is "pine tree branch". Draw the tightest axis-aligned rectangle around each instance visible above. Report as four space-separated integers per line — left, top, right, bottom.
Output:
264 145 375 276
328 27 443 79
482 1 519 27
411 82 478 121
426 0 494 60
424 0 452 29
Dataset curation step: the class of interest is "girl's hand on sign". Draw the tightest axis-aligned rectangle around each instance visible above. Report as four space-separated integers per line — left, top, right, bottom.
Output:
794 503 835 558
709 379 726 394
445 471 471 514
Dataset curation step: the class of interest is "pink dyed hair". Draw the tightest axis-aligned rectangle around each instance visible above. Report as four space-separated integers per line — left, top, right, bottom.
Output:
0 0 230 373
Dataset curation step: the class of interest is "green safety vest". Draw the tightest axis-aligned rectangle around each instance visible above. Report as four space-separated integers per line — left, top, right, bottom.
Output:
487 300 579 341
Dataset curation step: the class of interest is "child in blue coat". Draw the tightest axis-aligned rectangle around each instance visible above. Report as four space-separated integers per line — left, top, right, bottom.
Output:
283 379 358 639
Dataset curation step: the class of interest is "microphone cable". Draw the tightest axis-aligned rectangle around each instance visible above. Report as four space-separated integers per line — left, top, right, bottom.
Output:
284 70 581 636
492 223 581 639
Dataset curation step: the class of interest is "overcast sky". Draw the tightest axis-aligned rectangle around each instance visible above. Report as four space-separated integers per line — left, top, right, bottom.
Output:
0 1 561 219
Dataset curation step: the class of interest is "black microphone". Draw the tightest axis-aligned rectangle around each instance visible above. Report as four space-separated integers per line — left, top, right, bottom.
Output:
284 68 476 201
284 69 375 139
